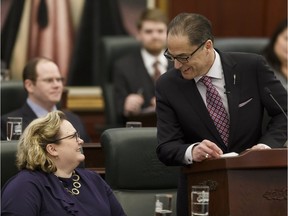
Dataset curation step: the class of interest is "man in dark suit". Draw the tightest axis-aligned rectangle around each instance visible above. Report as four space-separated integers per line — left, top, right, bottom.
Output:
155 13 287 216
1 57 90 142
113 8 173 124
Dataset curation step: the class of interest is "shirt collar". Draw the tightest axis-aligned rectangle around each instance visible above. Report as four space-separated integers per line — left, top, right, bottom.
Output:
27 98 57 118
195 50 223 83
141 48 168 68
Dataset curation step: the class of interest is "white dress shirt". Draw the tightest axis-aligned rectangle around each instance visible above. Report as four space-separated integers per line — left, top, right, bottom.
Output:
140 48 168 78
184 51 229 164
27 98 57 118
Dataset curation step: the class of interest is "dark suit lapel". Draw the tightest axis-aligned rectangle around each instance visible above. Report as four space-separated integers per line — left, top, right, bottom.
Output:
134 52 155 90
21 103 38 129
219 51 241 146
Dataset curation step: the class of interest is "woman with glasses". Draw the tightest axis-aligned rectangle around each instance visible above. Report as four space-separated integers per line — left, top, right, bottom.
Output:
1 111 126 216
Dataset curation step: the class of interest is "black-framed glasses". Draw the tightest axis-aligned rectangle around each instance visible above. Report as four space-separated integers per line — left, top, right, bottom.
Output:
52 131 80 143
164 40 207 64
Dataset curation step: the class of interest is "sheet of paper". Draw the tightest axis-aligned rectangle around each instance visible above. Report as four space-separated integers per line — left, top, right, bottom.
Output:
220 152 239 158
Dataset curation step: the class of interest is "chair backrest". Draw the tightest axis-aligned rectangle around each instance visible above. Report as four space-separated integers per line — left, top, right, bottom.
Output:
101 83 122 128
100 36 140 84
214 37 269 54
1 140 19 188
1 81 27 116
100 127 179 216
100 36 140 128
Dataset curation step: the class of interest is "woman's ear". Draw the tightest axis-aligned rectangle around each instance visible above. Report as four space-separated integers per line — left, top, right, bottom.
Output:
46 144 58 157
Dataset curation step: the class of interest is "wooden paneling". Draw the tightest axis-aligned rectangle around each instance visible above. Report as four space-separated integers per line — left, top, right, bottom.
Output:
83 143 105 177
167 0 287 37
264 0 287 36
73 110 105 143
66 86 105 143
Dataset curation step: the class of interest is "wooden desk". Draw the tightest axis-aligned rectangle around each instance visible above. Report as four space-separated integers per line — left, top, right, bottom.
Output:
66 86 105 142
82 143 105 177
183 149 287 216
127 112 157 127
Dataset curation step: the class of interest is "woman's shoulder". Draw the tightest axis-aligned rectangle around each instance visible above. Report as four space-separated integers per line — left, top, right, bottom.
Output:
2 170 46 194
5 170 45 184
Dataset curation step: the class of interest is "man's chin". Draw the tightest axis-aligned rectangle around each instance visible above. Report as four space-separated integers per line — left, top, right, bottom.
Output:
146 47 165 55
51 98 62 104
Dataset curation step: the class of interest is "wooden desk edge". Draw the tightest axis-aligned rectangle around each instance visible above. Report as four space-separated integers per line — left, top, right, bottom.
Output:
183 148 288 173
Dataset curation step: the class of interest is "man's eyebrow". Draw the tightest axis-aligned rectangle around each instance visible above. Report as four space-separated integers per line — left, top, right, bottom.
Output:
168 51 190 57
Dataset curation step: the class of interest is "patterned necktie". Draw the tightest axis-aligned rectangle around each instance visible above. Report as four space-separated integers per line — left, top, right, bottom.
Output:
200 76 229 146
153 60 161 81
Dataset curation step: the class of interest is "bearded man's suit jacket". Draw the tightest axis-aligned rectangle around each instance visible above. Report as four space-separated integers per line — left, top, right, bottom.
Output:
113 50 174 124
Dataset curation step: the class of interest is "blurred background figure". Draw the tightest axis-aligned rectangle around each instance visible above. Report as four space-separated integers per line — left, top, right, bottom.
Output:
263 19 288 89
1 57 90 142
113 8 173 124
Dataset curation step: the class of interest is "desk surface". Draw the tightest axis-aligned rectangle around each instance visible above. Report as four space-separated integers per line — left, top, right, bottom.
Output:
184 148 287 174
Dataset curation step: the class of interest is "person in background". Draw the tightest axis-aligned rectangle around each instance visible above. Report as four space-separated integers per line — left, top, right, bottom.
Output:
155 13 287 216
1 111 126 215
263 19 288 89
113 8 173 124
1 57 90 142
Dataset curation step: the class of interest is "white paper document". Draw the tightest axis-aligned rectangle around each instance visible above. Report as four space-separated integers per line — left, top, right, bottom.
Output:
220 152 239 158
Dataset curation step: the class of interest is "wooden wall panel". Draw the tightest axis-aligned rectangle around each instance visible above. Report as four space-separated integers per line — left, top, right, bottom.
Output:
264 0 287 36
167 0 287 37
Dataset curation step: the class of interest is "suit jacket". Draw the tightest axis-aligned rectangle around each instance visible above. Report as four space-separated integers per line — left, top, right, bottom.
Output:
113 50 173 121
1 103 91 143
155 51 287 216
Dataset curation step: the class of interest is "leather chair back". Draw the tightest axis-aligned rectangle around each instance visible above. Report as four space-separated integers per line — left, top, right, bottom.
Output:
100 127 179 216
1 81 27 116
1 140 19 188
214 37 269 54
100 36 140 128
100 36 140 84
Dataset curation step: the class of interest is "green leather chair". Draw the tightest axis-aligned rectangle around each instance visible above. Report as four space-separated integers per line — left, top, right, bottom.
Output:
1 81 27 116
100 36 140 128
1 140 19 188
100 127 179 216
214 37 268 54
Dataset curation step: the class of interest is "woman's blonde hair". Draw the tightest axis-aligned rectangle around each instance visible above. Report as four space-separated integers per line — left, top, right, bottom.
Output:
16 110 66 173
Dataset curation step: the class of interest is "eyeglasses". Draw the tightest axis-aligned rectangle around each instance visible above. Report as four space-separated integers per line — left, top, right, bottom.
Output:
37 77 64 84
164 40 207 64
52 131 81 143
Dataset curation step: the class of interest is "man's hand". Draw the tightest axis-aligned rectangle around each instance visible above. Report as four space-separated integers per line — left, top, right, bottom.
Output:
124 94 144 116
192 139 223 162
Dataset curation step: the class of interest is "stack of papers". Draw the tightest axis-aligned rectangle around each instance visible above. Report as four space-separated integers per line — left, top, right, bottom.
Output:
220 152 239 158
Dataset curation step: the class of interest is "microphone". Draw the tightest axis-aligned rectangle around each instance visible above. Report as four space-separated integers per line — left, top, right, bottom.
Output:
264 87 288 119
224 85 230 94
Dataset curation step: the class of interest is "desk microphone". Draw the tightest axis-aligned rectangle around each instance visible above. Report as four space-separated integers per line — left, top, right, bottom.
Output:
224 85 230 94
264 87 288 120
